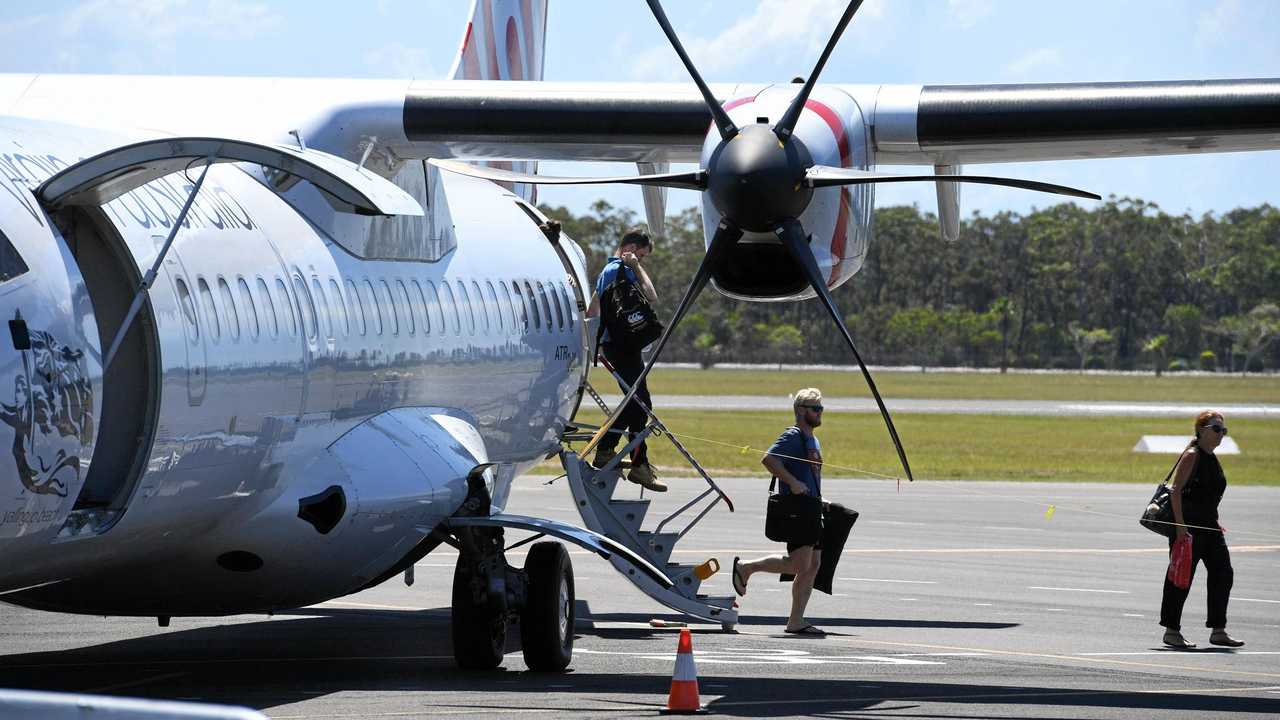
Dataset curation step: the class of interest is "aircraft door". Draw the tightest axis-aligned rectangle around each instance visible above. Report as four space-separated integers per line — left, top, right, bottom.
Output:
159 240 207 406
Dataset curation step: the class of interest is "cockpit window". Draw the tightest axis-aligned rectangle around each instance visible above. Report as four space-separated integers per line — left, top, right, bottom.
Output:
0 231 30 283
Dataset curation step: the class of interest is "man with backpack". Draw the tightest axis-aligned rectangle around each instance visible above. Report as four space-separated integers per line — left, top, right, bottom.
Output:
586 228 666 492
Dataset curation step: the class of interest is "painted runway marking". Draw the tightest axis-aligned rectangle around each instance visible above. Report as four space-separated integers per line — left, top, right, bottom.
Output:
1028 586 1129 594
1236 597 1280 604
1079 651 1280 656
1046 608 1066 612
1123 613 1145 617
317 600 425 611
974 602 993 606
574 647 944 666
840 577 937 585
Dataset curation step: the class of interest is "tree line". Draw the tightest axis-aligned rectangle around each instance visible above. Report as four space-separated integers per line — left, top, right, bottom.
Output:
540 198 1280 374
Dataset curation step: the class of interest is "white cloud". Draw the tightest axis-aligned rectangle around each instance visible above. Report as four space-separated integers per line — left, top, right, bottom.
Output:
364 41 437 79
1001 47 1063 79
629 0 888 80
0 0 284 73
947 0 996 29
1196 0 1241 45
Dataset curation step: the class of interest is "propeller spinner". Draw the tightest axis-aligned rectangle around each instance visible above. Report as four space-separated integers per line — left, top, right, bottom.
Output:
430 0 1102 483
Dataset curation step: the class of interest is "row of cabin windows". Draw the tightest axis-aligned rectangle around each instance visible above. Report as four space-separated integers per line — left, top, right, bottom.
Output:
172 272 579 346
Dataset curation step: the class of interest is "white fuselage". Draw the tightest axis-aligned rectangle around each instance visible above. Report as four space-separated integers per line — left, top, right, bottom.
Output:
0 115 591 615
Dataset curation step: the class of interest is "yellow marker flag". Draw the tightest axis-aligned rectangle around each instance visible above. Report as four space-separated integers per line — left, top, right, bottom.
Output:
740 445 751 455
1044 504 1056 520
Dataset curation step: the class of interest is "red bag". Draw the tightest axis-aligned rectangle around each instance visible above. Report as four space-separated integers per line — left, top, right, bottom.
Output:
1167 534 1193 590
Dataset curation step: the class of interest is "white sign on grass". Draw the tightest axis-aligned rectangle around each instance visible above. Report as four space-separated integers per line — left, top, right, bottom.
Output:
1133 436 1240 454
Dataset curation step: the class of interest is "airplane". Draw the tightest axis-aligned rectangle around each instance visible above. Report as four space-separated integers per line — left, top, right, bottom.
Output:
1 0 1278 676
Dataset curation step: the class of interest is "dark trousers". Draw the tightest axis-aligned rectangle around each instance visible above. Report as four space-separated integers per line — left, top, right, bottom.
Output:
1160 529 1233 630
600 343 651 466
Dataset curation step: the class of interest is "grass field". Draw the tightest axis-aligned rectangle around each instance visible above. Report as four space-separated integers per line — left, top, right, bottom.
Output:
548 408 1280 486
589 366 1280 404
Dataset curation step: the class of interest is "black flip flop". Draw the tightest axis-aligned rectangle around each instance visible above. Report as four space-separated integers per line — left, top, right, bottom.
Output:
784 625 826 636
732 556 747 596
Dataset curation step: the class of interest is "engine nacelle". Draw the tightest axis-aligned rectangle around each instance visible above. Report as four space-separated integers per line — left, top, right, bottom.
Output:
700 85 873 302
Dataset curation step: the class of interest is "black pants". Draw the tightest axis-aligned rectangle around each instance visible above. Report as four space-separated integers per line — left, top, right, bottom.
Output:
600 343 651 465
1160 528 1233 630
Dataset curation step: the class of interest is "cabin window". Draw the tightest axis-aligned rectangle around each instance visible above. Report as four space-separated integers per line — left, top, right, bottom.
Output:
511 280 529 333
345 278 365 336
378 279 398 336
524 280 541 331
499 281 517 334
175 276 199 342
275 278 297 337
559 282 576 325
256 277 278 338
441 280 461 335
309 277 331 339
547 281 564 331
363 279 383 335
410 279 430 334
238 277 259 339
293 275 317 342
0 231 29 283
486 280 502 332
396 279 415 336
217 277 240 341
197 277 220 341
424 280 445 335
329 278 349 336
457 280 475 335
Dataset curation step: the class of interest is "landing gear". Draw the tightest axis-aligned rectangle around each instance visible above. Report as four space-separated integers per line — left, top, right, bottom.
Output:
450 555 507 670
521 541 575 671
448 533 576 671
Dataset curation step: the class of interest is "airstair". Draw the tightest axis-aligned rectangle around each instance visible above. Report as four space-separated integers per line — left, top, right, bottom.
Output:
560 370 738 630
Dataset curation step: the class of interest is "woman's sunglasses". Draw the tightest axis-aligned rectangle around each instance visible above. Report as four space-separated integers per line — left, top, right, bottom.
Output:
1205 423 1228 435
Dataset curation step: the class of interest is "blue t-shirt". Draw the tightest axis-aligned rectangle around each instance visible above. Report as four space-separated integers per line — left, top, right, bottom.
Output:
595 257 638 343
767 426 822 497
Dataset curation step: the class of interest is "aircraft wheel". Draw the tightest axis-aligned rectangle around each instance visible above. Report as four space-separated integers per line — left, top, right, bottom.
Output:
451 561 506 670
520 541 574 671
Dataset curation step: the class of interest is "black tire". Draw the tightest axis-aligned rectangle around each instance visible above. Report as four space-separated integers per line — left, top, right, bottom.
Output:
520 541 574 671
451 559 506 670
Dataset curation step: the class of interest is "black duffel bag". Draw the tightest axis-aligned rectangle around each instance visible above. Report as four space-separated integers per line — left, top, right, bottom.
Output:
765 477 822 546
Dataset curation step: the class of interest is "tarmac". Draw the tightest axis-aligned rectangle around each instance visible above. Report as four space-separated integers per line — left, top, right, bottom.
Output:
1 477 1278 718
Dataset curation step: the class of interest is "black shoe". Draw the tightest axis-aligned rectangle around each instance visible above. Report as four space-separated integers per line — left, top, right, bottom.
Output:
1210 630 1244 647
590 448 629 470
1163 630 1196 649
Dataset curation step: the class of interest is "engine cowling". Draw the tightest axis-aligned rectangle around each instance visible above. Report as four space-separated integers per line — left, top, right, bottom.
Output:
700 85 873 302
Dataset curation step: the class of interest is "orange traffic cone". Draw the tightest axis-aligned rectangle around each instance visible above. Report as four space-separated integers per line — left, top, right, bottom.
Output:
660 628 707 715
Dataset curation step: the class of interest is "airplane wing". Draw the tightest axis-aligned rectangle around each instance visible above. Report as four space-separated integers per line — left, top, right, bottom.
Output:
400 78 1280 165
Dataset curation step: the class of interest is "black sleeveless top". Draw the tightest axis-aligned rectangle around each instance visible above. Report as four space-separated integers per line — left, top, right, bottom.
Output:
1181 445 1227 527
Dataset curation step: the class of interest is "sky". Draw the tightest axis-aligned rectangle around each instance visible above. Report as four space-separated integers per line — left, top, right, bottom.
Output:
2 0 1278 222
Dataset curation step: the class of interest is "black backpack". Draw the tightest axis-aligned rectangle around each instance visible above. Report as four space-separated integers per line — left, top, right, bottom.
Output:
598 270 664 353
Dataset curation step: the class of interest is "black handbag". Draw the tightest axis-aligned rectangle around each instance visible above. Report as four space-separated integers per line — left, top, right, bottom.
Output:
765 477 822 545
1140 452 1194 538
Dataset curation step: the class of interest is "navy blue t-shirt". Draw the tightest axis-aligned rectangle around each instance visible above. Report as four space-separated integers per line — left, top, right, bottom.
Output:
595 257 638 344
767 426 822 497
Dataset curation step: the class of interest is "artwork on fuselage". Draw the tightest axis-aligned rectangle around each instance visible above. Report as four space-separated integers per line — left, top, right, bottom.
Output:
1 311 94 498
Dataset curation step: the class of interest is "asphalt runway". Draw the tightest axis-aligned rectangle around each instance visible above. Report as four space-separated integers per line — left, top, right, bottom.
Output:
604 394 1280 418
2 478 1278 718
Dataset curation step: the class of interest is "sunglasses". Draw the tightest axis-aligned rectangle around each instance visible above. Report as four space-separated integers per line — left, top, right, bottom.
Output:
1205 424 1228 435
801 405 824 412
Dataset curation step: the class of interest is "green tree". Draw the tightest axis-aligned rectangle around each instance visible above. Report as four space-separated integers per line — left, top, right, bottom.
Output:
1069 323 1113 373
1214 303 1280 375
1143 334 1169 377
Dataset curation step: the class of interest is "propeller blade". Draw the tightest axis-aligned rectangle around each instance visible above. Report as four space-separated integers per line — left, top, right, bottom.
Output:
582 221 744 456
774 0 866 140
775 218 914 483
645 0 738 140
806 165 1100 200
429 159 707 191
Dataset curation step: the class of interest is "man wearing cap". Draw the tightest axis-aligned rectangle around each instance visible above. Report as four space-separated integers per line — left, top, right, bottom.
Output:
585 227 666 492
731 387 826 634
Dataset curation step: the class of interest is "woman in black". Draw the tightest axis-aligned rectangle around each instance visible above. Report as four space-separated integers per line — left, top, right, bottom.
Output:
1161 410 1244 649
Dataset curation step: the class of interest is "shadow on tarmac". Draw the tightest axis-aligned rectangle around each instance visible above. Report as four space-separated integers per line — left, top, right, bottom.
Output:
0 607 1275 717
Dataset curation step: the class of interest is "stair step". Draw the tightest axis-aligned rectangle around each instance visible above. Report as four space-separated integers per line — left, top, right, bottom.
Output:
664 563 702 596
605 499 651 534
637 531 680 566
699 595 737 610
